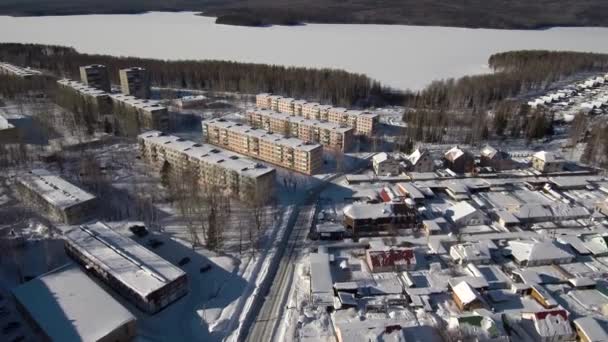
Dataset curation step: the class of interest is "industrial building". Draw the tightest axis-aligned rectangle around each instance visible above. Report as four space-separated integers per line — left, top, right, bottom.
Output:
0 62 42 78
15 169 97 224
119 67 151 99
64 222 189 314
202 118 323 175
255 93 378 136
79 64 111 92
138 131 276 200
246 108 354 152
12 263 137 342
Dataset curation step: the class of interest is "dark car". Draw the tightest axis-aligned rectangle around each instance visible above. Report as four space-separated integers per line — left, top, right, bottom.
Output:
147 239 163 249
3 322 20 334
200 264 212 273
129 225 148 238
178 257 191 266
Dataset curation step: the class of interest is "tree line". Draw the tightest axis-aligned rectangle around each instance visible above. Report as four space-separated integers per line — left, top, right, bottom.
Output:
0 43 396 107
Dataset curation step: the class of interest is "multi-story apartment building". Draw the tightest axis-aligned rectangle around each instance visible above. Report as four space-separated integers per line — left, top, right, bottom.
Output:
79 64 111 92
0 62 42 78
108 93 169 131
138 131 275 200
202 118 323 175
255 93 378 136
15 169 97 224
119 67 151 99
57 79 112 113
246 109 354 152
64 221 189 314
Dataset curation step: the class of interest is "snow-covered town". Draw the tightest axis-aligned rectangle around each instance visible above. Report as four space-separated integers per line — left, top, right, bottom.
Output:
2 50 608 342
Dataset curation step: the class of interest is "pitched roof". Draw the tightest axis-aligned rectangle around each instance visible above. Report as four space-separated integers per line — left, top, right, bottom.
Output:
508 240 573 263
446 201 480 223
453 281 480 305
367 248 416 269
445 146 467 161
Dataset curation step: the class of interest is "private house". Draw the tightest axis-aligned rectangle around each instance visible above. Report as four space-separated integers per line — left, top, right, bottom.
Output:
366 248 416 272
444 146 475 174
573 317 608 342
444 201 487 227
452 281 484 311
373 152 401 176
532 151 566 173
521 310 574 342
479 145 514 171
508 240 574 267
450 242 492 265
342 202 419 236
406 148 434 173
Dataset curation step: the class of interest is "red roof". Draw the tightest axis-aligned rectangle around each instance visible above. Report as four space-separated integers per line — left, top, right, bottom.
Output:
368 249 416 269
379 189 392 202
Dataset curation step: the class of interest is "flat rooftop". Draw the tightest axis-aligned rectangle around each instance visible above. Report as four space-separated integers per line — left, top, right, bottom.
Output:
205 118 322 152
65 222 186 298
249 109 353 133
139 131 275 178
108 93 167 112
18 169 96 209
57 78 109 97
0 62 42 77
12 263 136 342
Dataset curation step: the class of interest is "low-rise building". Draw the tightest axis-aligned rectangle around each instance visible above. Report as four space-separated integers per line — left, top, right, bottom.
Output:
12 263 137 342
445 201 487 226
119 67 151 99
372 152 400 176
174 95 207 108
79 64 111 92
0 62 42 78
64 222 189 314
520 310 574 342
480 145 514 171
15 169 97 224
444 146 475 173
202 118 323 175
309 251 334 308
406 148 434 173
573 316 608 342
138 131 275 200
508 240 574 266
366 248 416 272
246 109 354 152
532 151 566 173
342 202 419 236
450 242 492 265
452 281 484 311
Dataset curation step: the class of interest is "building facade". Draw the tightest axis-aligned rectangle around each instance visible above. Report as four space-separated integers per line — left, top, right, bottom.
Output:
138 131 275 200
119 67 151 99
202 118 323 175
109 93 169 131
15 169 97 224
0 62 42 78
65 222 189 314
246 109 354 152
79 64 111 92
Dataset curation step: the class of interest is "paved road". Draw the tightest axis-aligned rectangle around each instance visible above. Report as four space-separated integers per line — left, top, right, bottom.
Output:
244 203 315 342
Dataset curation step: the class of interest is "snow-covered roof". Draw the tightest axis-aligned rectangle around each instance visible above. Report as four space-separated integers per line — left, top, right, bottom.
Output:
18 169 96 209
513 204 589 222
445 201 479 223
508 240 573 263
480 145 498 159
533 151 563 163
0 62 42 77
573 317 608 341
527 310 573 338
452 281 480 305
309 252 333 305
247 109 353 133
408 148 429 165
366 248 416 270
372 152 389 164
65 222 187 298
445 146 468 161
396 183 425 200
12 263 135 342
0 114 14 130
450 242 492 262
57 78 108 97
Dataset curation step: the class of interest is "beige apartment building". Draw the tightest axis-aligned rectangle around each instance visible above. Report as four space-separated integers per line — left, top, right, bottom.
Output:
79 64 111 92
138 131 275 200
119 67 151 99
202 118 323 175
246 109 354 152
255 93 378 136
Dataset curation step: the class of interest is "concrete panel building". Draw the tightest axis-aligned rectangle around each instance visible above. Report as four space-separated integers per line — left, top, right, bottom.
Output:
109 93 169 131
202 118 323 175
246 109 354 152
15 169 97 224
138 131 275 200
79 64 111 92
12 263 137 342
0 62 42 78
119 67 151 99
64 222 189 314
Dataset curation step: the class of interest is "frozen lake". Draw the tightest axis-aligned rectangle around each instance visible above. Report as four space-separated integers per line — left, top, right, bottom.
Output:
0 12 607 90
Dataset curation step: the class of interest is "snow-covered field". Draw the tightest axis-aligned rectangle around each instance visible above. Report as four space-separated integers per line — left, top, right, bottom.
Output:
1 12 608 90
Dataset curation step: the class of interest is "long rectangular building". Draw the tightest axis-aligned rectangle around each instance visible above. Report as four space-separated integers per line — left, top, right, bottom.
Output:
202 118 323 175
138 131 275 200
246 108 354 152
15 169 97 224
255 93 378 136
64 222 189 314
0 62 42 78
108 93 169 131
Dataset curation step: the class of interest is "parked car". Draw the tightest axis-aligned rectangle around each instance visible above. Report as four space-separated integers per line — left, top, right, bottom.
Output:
200 264 212 273
178 257 191 267
147 239 163 249
129 225 148 238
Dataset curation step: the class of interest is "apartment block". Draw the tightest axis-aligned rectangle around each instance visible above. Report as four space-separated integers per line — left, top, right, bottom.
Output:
255 93 378 136
0 62 42 78
65 222 188 314
109 93 169 131
57 79 112 113
119 67 151 99
202 118 323 175
138 131 275 200
246 109 354 152
79 64 111 92
15 169 97 224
